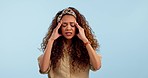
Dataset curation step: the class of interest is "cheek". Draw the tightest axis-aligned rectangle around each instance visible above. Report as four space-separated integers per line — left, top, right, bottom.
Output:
61 27 65 34
73 27 76 34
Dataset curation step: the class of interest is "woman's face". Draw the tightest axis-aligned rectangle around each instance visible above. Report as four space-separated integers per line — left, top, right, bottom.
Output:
61 15 76 39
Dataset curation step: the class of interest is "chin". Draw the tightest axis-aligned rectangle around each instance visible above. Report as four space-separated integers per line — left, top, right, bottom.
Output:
64 36 74 40
65 37 73 40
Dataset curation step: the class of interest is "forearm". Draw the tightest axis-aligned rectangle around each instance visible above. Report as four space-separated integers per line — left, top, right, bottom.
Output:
40 39 54 72
83 40 101 70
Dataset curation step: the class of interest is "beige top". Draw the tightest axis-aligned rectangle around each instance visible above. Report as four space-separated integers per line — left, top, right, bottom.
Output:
38 49 97 78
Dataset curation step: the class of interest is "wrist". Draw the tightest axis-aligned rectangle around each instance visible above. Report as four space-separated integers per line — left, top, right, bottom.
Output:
48 38 55 43
83 39 91 46
82 38 89 43
84 41 91 46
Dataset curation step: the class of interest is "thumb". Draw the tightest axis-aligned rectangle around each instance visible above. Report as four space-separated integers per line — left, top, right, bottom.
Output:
59 34 62 37
77 34 80 38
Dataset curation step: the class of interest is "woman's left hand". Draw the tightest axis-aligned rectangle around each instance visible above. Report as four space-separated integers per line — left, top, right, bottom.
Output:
75 22 88 42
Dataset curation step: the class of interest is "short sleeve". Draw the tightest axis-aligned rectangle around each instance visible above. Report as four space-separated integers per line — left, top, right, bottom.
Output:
37 54 50 74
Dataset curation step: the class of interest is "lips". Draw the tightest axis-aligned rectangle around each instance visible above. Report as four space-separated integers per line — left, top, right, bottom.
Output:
65 32 72 36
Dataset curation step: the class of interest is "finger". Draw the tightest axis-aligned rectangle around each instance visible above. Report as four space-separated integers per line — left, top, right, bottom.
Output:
77 34 81 39
56 20 62 29
74 21 82 29
74 21 79 28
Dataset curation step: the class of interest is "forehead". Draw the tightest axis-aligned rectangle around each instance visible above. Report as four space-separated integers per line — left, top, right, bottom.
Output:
61 15 76 23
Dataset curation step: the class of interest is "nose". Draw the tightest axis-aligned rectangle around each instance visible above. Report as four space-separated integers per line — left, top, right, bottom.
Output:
66 24 72 30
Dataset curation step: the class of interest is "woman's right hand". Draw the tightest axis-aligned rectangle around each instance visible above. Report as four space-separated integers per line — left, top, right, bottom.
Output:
49 21 62 41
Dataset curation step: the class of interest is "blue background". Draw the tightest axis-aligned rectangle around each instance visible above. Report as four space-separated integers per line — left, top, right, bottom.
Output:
0 0 148 78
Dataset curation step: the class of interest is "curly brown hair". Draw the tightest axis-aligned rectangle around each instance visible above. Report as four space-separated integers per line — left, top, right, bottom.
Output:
41 7 99 72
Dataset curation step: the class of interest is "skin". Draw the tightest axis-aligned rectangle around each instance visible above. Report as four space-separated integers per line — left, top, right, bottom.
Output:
39 15 101 73
61 15 76 42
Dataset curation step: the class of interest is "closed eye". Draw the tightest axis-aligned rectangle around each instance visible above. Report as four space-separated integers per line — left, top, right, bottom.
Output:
62 23 67 27
70 22 75 27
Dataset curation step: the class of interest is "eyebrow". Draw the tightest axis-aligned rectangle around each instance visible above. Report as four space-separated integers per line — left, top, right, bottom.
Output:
62 22 75 24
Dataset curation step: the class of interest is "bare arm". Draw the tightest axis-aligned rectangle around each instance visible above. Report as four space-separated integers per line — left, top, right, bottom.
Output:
39 39 54 73
83 39 102 70
75 22 102 70
38 21 62 73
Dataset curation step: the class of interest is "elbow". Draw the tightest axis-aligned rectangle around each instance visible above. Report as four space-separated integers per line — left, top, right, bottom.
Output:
95 57 102 70
96 64 101 70
94 62 101 70
40 65 48 72
40 67 47 73
39 63 47 73
39 66 49 74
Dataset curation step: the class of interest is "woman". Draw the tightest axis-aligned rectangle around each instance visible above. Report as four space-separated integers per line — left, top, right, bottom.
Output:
38 7 102 78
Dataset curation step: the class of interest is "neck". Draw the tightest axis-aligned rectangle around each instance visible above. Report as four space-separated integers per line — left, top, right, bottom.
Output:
64 39 72 47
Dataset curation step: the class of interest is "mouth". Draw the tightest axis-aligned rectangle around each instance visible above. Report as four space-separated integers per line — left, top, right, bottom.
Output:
65 32 72 36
